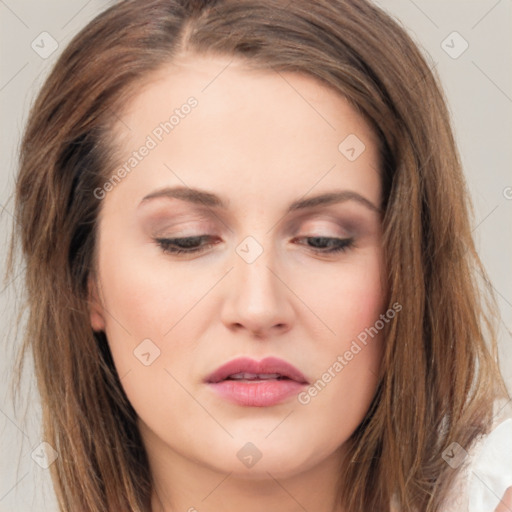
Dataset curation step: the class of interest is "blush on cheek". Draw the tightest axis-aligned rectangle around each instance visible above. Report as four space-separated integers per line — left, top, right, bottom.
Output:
328 272 386 342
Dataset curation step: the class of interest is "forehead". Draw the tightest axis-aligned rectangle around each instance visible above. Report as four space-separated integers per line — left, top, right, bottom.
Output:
105 53 381 211
118 53 377 140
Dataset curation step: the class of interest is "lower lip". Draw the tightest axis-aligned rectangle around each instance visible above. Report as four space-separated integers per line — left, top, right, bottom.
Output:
208 379 306 407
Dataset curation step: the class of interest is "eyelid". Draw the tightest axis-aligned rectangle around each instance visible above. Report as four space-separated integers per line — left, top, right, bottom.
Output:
151 220 218 238
145 208 372 240
155 234 355 257
295 217 354 237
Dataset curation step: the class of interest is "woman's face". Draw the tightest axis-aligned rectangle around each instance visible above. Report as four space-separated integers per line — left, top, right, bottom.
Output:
89 54 387 480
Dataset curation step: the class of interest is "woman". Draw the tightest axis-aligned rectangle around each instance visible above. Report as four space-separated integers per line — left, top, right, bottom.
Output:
10 0 511 510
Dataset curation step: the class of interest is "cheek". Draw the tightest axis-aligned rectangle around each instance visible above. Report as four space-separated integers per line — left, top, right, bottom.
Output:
96 243 211 391
99 245 209 338
97 252 208 427
307 248 386 344
296 251 386 424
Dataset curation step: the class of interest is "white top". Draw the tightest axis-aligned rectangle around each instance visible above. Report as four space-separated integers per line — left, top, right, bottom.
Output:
390 399 512 511
441 399 512 511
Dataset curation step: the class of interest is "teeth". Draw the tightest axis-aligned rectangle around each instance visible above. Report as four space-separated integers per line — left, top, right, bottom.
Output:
228 372 283 381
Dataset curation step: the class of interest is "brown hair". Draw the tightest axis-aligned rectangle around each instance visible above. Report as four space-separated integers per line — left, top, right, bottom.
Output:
10 0 509 510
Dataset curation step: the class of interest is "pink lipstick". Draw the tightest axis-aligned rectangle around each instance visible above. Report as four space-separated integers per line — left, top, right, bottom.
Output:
205 356 308 407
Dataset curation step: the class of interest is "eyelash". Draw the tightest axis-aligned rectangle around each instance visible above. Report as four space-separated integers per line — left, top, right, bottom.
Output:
155 235 355 256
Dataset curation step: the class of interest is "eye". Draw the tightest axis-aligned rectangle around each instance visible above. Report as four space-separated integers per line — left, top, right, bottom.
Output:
294 236 355 254
155 235 355 256
155 235 217 255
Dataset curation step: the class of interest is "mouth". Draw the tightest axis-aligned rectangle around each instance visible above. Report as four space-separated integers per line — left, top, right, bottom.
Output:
205 357 308 407
206 356 308 384
223 372 294 381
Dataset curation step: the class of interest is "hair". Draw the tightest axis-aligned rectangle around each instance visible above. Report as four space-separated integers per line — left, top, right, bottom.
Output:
9 0 509 510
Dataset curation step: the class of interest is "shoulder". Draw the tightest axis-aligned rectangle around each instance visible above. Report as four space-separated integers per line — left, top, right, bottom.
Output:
389 399 512 512
442 398 512 512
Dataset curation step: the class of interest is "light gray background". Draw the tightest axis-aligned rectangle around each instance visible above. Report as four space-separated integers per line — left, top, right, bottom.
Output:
1 1 511 510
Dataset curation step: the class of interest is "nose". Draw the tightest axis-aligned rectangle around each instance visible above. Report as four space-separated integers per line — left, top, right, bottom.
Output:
220 240 295 338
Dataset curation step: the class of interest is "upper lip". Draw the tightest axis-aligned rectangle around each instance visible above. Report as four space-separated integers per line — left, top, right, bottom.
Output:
205 356 309 384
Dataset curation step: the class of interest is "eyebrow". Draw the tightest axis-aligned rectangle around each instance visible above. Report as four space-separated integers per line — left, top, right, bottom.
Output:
140 186 380 214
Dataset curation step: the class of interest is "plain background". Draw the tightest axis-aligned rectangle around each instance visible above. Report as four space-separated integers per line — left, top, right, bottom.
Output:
1 1 511 510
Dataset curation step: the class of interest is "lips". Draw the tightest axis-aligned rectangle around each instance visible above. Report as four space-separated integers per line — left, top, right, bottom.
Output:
205 357 308 407
205 357 308 385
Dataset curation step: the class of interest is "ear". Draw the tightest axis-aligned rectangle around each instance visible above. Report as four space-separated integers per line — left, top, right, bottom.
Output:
88 276 106 332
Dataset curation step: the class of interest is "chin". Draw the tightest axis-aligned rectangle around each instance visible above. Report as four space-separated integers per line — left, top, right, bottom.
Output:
202 434 334 480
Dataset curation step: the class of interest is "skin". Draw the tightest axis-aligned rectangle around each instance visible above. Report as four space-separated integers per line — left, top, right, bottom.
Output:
495 487 512 512
89 54 389 512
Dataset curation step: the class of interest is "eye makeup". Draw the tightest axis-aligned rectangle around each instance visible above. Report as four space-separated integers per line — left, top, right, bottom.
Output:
138 194 380 259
